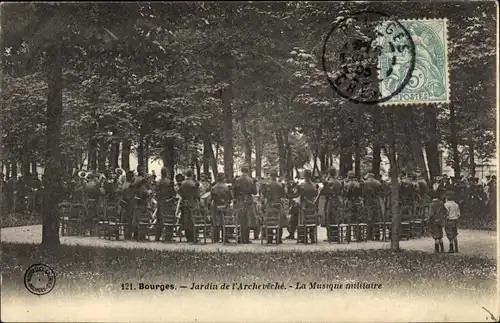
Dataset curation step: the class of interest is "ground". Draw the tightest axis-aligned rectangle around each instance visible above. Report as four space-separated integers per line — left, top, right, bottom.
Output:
1 225 496 258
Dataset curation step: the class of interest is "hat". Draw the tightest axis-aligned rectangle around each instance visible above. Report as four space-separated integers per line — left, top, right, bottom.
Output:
347 170 354 177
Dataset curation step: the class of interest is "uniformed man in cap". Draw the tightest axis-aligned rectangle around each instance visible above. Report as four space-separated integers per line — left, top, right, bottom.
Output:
155 167 177 241
297 169 318 243
120 170 136 240
322 168 343 236
179 169 199 242
262 169 287 244
363 172 382 239
210 172 232 242
344 170 362 224
233 166 258 243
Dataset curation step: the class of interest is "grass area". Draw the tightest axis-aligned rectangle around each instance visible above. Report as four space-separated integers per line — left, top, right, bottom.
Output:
0 212 41 228
1 243 496 297
459 210 496 231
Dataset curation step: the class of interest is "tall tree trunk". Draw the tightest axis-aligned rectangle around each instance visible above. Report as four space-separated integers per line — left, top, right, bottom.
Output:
319 146 327 174
195 158 201 180
387 113 401 251
109 131 120 170
372 109 382 177
241 120 253 171
449 103 461 178
88 123 97 171
284 132 292 179
31 160 37 174
22 152 30 175
222 88 234 180
161 138 175 180
121 138 131 171
42 38 63 247
209 141 218 179
137 129 145 171
97 139 107 173
11 159 17 179
469 139 475 178
276 131 286 178
144 139 150 174
254 124 262 179
372 144 381 177
202 137 210 177
354 134 361 178
6 163 11 180
424 107 440 180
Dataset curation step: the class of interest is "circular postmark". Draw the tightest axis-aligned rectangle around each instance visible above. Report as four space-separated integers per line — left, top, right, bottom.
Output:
322 11 416 104
24 264 56 295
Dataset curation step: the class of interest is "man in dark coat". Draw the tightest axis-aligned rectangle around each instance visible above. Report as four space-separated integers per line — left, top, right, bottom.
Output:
233 166 257 243
363 172 382 239
297 169 318 243
210 172 232 242
155 167 177 241
262 170 287 244
120 170 136 240
179 169 199 242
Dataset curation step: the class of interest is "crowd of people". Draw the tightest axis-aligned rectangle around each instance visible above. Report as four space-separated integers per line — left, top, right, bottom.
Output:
0 166 496 248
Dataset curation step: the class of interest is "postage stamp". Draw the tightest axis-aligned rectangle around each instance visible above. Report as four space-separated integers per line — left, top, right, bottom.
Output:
378 19 450 105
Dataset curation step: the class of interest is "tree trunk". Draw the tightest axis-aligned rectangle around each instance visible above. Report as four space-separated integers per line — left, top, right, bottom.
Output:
42 38 63 247
202 137 210 177
372 144 381 177
31 160 37 174
11 159 17 179
387 113 401 251
449 103 461 178
284 132 292 180
162 138 175 180
354 134 361 178
137 129 145 171
469 139 475 178
109 131 120 170
121 138 131 171
6 163 11 180
319 146 327 174
276 131 286 178
241 120 253 171
97 138 107 173
88 122 97 171
144 139 150 174
424 107 440 180
195 158 201 180
372 109 382 177
209 141 218 179
254 124 262 179
22 152 30 175
222 88 234 180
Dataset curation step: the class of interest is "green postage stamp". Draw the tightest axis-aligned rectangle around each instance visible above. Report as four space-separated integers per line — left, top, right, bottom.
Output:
378 19 450 105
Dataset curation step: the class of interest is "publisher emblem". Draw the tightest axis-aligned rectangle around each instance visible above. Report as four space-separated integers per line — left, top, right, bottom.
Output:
24 264 56 295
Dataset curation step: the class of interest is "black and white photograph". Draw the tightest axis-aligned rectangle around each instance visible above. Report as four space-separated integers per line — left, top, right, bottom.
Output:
0 1 498 322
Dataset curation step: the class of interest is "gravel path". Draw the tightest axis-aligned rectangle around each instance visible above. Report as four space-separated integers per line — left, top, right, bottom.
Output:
1 225 496 258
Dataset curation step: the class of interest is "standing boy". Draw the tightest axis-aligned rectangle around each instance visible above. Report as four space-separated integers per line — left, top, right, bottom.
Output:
427 192 446 253
444 193 461 253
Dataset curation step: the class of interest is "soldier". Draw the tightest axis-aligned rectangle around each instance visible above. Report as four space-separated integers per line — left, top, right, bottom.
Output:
210 172 232 243
233 166 258 243
84 172 102 202
363 172 382 240
399 172 414 222
179 169 199 243
120 170 136 240
296 169 317 243
262 170 287 244
155 167 177 241
344 170 362 223
323 168 343 237
427 191 446 253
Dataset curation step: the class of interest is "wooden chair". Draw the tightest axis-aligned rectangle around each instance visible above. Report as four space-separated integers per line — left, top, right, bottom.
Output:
261 202 281 245
104 204 125 240
58 202 72 236
64 203 85 236
192 207 211 244
297 199 318 244
222 207 240 244
135 200 153 241
158 198 180 242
